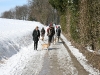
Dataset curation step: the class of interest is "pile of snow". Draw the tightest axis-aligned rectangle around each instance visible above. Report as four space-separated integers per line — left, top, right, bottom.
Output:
0 18 44 60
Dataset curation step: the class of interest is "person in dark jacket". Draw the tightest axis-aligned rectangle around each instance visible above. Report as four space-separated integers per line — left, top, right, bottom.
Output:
56 26 61 42
41 27 45 41
32 26 40 50
47 24 55 46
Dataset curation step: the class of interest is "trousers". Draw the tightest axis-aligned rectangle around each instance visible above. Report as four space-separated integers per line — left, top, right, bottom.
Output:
34 41 38 50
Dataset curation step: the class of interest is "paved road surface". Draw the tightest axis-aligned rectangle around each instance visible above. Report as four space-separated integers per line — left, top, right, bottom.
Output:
21 40 89 75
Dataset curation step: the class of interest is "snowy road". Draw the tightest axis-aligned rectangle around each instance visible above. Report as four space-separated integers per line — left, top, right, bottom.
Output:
17 39 78 75
15 40 79 75
39 41 78 75
1 39 89 75
0 36 90 75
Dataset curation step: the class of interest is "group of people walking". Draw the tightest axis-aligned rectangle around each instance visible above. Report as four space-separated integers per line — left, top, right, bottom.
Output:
32 24 61 50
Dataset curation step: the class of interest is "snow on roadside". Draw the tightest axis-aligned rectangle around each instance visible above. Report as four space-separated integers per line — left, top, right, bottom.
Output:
0 43 47 75
61 34 100 75
0 18 45 60
0 18 43 40
0 18 47 75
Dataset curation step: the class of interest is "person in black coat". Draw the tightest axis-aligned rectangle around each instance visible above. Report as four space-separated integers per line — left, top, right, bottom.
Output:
47 25 55 46
56 26 61 42
32 26 40 50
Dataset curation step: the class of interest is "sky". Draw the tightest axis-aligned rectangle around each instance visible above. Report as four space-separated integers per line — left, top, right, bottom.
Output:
0 0 28 15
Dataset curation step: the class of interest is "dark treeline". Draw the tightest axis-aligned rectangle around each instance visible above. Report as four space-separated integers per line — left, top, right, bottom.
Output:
0 5 29 20
0 0 60 25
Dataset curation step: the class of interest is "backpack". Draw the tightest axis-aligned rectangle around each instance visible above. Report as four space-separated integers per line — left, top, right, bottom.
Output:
47 27 54 36
56 28 61 36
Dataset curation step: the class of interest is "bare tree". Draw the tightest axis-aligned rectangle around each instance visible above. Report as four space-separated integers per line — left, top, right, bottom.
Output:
1 0 59 24
15 5 29 20
1 4 29 20
28 0 59 25
1 10 13 19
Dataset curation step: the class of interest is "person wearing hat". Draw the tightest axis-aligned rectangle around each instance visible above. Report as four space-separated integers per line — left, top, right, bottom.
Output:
32 26 40 50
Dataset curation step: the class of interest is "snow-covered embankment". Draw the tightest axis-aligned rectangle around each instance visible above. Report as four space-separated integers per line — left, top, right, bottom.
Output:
0 18 43 61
